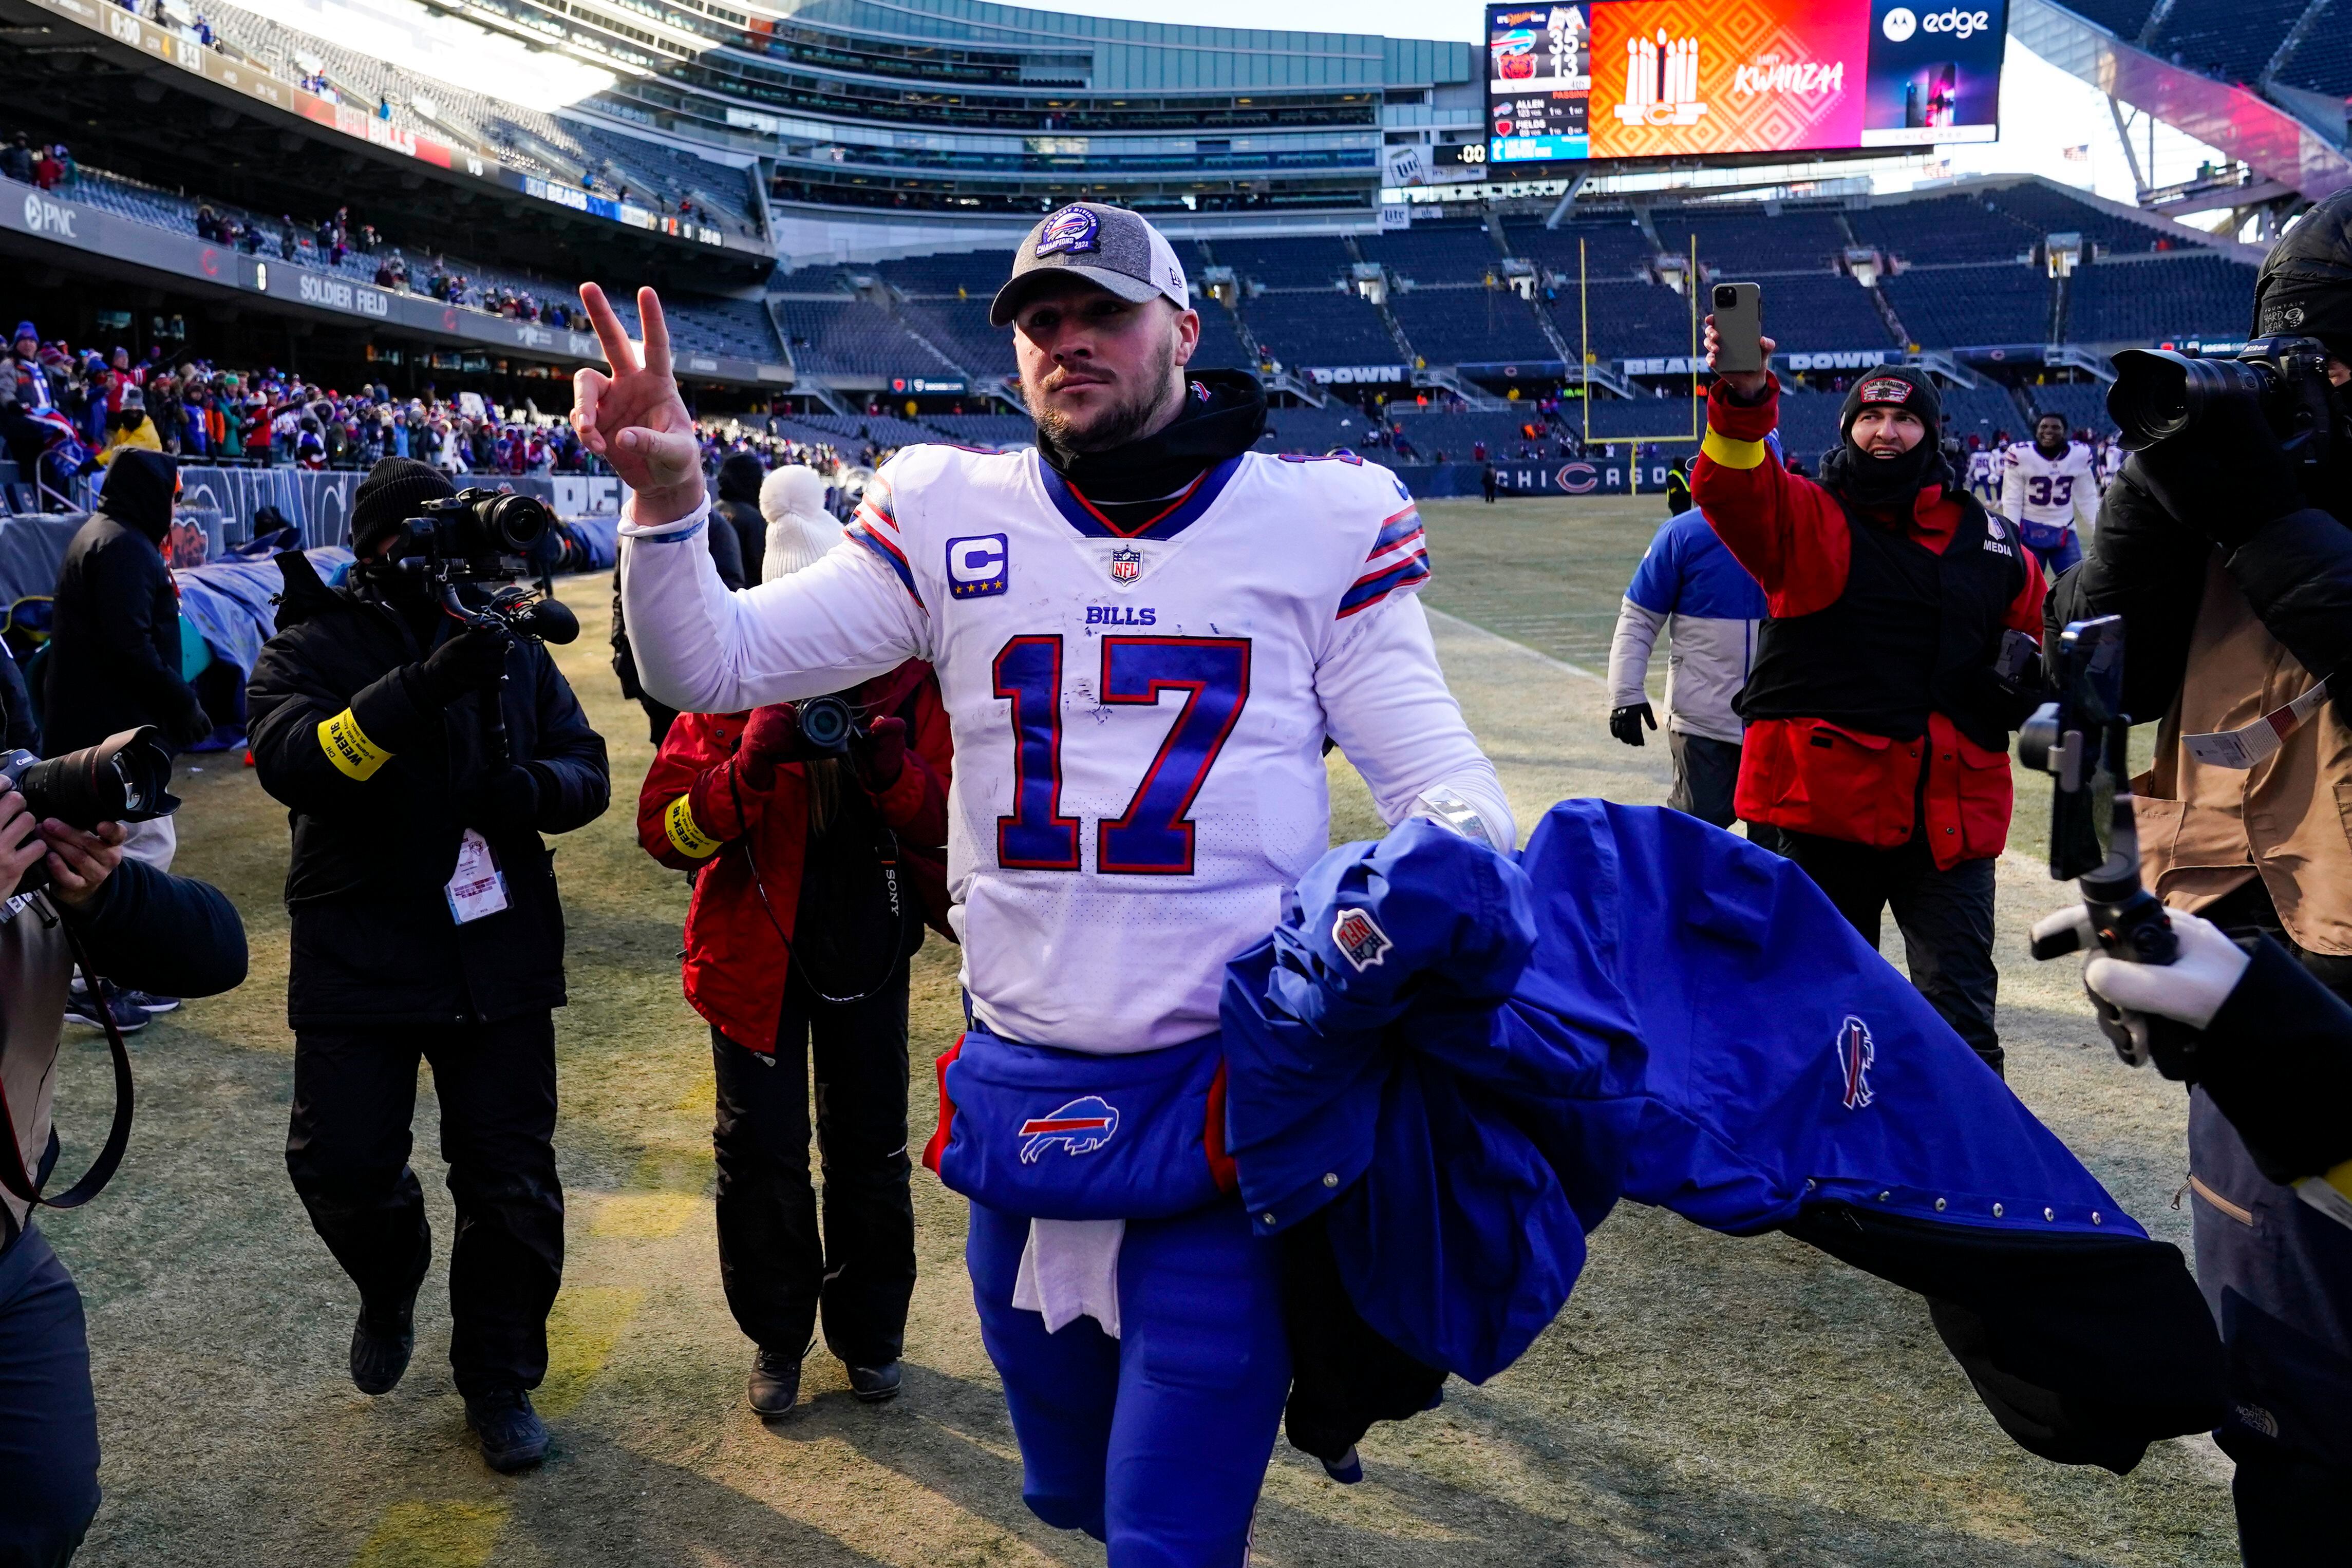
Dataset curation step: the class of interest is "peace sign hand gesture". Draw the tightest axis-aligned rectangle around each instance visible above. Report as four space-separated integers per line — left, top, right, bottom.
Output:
571 282 706 527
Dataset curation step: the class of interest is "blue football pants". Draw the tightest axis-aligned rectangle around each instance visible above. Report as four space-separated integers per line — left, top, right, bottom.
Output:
967 1197 1290 1568
2019 521 2081 577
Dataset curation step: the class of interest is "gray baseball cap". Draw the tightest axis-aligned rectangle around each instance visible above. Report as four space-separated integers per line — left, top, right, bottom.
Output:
989 203 1192 328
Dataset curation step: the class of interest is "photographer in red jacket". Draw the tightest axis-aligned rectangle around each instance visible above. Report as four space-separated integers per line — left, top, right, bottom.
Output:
638 659 950 1419
1693 325 2044 1072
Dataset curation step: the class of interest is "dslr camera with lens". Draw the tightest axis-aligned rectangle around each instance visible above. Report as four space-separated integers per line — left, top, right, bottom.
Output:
0 726 179 892
2108 335 2341 466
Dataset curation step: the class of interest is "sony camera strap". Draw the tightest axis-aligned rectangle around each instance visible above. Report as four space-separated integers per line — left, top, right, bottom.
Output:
0 915 135 1211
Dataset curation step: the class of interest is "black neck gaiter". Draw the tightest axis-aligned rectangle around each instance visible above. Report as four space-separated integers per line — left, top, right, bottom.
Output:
1037 369 1268 529
1821 438 1950 518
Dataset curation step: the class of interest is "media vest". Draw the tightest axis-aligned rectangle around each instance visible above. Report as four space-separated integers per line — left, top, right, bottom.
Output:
1738 489 2027 753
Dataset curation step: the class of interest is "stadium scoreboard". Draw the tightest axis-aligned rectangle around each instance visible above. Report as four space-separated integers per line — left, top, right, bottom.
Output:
1485 0 2007 166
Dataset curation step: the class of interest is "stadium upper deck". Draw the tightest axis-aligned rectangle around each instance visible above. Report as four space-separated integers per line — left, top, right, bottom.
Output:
415 0 1471 222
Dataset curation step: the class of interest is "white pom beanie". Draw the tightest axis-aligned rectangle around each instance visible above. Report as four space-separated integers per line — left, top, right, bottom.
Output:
759 464 840 582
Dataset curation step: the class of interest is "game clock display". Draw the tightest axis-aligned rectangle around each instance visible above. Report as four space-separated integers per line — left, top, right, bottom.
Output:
1485 0 2005 166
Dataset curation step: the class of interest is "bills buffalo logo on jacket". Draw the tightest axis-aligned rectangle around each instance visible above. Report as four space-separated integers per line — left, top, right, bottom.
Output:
1332 907 1393 971
1035 205 1101 257
1837 1014 1876 1109
1018 1095 1121 1162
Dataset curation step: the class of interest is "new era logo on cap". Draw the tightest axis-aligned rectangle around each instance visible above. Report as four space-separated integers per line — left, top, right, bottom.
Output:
991 202 1191 327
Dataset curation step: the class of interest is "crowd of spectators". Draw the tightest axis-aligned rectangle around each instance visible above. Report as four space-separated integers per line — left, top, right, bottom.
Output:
1 133 78 192
0 319 621 493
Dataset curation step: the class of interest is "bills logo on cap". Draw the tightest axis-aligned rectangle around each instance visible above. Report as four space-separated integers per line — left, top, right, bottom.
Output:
1332 907 1393 971
1856 375 1914 405
1109 546 1141 583
1836 1014 1876 1110
1036 205 1101 257
1018 1095 1120 1162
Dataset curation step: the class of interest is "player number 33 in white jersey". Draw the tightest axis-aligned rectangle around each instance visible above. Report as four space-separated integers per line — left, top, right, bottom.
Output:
617 440 1514 1057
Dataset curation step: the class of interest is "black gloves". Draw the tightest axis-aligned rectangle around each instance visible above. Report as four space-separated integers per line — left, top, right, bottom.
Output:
1609 702 1658 747
174 694 215 749
459 761 544 833
413 624 512 705
2128 393 2305 549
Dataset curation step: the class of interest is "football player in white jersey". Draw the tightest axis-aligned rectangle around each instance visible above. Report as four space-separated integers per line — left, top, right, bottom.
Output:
574 203 1511 1567
2000 411 2100 575
1963 434 1998 502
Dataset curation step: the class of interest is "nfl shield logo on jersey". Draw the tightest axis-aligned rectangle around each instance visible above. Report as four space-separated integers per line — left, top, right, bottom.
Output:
1036 205 1100 257
1331 908 1393 971
1836 1014 1876 1110
1109 546 1141 583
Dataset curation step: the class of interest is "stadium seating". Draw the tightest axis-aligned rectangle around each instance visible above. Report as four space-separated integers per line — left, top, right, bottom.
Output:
773 297 956 377
2065 254 2260 343
876 252 1006 297
1507 215 1658 280
1941 383 2030 445
2142 0 2306 83
2023 380 2120 437
895 297 1017 380
1850 196 2038 267
1356 221 1502 285
1752 274 1898 352
45 161 776 362
1651 207 1848 274
1241 290 1403 369
1981 183 2175 257
1191 303 1256 372
1880 264 2056 347
1553 281 1703 360
1207 236 1356 289
2275 18 2352 95
196 3 759 236
1388 407 1563 459
924 413 1036 448
1580 394 1706 443
1387 288 1556 365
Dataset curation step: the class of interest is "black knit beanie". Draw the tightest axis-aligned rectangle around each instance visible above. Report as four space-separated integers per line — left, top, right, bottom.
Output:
351 458 455 557
1836 367 1943 443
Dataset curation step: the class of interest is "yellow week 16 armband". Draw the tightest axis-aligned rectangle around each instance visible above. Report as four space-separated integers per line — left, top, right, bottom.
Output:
664 794 722 859
317 709 393 780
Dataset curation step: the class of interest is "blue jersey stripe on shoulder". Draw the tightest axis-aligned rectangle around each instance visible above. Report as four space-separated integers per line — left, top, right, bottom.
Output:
1337 551 1431 618
850 523 924 608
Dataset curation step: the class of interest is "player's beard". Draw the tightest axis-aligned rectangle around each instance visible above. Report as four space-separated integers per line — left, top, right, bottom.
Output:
1023 333 1183 457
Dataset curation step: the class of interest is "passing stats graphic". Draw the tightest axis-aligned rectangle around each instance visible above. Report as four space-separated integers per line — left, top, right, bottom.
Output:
1485 0 2004 165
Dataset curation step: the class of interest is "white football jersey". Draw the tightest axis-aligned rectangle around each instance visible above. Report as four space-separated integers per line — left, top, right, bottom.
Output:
560 430 1520 1062
2001 440 2100 531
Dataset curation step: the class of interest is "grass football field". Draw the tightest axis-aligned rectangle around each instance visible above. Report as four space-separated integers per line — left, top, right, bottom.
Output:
41 494 2236 1566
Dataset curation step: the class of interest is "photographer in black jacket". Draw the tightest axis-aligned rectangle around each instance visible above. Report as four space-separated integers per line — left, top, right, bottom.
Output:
246 459 610 1475
2052 194 2352 1563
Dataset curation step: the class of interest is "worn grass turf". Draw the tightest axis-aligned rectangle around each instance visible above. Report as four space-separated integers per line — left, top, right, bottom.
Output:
42 493 2233 1565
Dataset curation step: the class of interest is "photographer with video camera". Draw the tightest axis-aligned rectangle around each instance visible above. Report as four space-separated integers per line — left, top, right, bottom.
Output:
245 458 610 1475
1695 312 2045 1074
636 611 949 1418
0 731 247 1567
2052 192 2352 1562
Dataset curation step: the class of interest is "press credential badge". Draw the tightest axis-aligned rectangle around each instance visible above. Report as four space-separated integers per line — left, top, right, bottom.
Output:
446 828 510 923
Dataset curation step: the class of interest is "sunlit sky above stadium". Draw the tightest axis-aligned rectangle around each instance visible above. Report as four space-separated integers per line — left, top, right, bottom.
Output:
1017 0 2232 212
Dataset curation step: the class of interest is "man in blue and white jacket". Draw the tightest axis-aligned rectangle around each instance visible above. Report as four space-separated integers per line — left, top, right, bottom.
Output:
1605 503 1766 829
